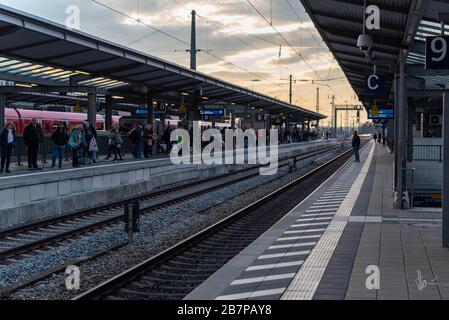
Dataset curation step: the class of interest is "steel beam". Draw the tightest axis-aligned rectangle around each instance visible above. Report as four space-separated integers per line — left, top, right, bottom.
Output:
443 92 449 247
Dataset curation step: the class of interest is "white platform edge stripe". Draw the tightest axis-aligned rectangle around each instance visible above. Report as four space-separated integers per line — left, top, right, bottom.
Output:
216 288 286 300
291 222 330 228
268 241 317 250
231 273 296 286
296 217 333 222
245 260 304 271
258 250 310 260
281 142 375 301
276 235 321 242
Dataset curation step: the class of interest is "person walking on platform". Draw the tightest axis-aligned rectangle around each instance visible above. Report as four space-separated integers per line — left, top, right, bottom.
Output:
68 124 84 168
23 118 43 171
109 123 123 162
51 122 68 169
0 122 16 174
352 131 361 163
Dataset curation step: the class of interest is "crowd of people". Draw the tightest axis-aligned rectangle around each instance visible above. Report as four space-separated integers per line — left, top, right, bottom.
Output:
0 120 327 174
0 119 177 174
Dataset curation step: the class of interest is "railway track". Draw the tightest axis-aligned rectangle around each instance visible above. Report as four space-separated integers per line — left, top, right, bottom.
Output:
73 145 358 300
0 144 344 265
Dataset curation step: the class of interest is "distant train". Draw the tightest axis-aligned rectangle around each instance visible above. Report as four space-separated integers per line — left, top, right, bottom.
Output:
4 108 231 136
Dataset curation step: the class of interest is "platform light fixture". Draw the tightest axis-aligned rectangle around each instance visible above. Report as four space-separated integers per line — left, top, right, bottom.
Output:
15 83 38 88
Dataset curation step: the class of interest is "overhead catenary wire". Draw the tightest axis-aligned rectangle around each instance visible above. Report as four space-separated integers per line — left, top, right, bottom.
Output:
245 0 324 81
89 0 279 87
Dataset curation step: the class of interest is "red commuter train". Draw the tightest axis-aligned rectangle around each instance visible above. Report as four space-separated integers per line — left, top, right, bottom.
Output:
4 108 121 136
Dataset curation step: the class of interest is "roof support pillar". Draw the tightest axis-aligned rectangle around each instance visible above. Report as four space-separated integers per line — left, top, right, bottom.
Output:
230 113 236 129
188 87 201 130
88 92 97 128
443 92 449 247
407 99 414 162
105 94 113 130
146 93 154 127
0 92 5 132
395 50 407 209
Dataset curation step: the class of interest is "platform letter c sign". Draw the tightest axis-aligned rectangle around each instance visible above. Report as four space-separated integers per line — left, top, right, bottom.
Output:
65 265 80 290
365 74 385 94
368 75 380 91
365 265 380 290
366 5 380 30
65 5 80 30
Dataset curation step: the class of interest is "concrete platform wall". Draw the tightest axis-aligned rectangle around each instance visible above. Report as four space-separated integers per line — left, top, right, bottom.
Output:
0 140 339 230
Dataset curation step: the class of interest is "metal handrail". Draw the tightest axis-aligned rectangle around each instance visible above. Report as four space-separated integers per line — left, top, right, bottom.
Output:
413 145 442 162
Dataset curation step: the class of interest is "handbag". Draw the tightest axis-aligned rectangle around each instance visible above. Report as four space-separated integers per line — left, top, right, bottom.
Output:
89 137 98 152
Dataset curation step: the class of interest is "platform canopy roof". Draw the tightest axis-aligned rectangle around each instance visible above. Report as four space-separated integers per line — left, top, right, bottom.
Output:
0 4 324 121
299 0 448 106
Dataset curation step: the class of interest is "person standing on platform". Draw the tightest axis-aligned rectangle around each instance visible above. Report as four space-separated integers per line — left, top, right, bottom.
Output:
143 124 154 158
0 122 16 174
109 123 123 162
68 124 84 168
82 121 97 164
352 131 361 163
23 118 43 171
129 124 143 160
51 122 68 169
373 133 378 142
87 122 98 163
163 126 173 155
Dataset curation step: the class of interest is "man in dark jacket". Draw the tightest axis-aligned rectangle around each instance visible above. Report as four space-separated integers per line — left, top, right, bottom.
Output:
130 124 143 159
352 131 361 163
23 118 43 170
0 122 16 174
51 122 68 169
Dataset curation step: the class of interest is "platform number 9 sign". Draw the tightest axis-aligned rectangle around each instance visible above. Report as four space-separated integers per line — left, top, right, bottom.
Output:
426 36 449 69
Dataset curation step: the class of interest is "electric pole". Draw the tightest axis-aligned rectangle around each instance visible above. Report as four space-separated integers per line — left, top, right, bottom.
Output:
331 95 335 132
190 10 197 70
289 75 293 104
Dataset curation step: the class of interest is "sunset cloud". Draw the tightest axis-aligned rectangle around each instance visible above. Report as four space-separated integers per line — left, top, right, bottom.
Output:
1 0 364 125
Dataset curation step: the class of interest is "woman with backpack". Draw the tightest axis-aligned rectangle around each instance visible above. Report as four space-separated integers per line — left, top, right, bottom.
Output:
68 124 85 168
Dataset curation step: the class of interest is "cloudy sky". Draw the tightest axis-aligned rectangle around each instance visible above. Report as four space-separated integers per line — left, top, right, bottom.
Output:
1 0 365 126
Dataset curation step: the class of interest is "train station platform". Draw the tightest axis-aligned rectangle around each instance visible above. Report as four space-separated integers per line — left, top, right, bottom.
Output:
0 140 340 230
186 141 449 300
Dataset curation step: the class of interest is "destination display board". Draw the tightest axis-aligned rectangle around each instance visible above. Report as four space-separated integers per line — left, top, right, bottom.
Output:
368 108 394 119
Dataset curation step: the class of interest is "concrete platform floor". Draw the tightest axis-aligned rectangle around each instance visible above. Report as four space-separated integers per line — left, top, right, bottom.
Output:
186 142 449 300
0 153 169 178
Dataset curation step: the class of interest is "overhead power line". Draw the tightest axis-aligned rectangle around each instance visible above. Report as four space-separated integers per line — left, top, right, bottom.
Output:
90 0 280 85
90 0 190 46
245 0 324 81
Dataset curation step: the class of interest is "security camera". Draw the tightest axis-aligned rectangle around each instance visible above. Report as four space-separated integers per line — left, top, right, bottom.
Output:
357 34 373 53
